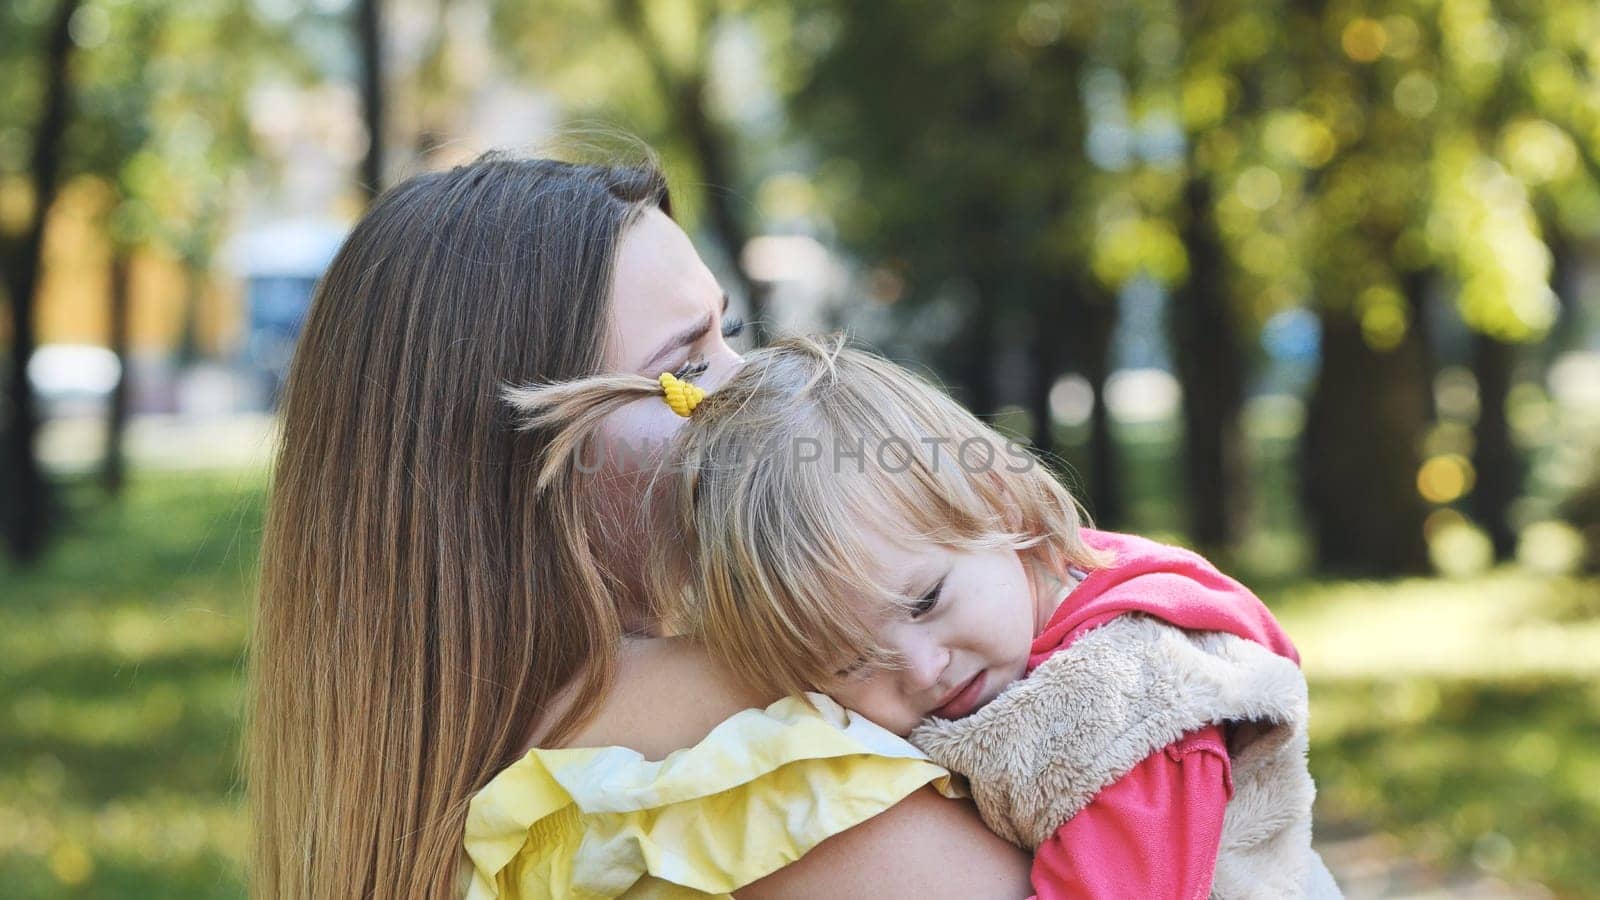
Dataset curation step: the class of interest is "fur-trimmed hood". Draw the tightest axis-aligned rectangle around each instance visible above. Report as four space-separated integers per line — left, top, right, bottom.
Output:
911 614 1341 899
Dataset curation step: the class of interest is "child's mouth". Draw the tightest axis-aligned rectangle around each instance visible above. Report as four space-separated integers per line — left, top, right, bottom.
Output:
931 671 987 720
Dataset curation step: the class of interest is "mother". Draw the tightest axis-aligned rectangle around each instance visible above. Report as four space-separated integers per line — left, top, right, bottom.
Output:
247 153 1031 897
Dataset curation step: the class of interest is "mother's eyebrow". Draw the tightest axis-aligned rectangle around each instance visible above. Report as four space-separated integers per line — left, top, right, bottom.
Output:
637 292 731 375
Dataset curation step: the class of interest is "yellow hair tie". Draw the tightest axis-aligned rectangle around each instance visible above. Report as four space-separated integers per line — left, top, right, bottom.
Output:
658 371 707 417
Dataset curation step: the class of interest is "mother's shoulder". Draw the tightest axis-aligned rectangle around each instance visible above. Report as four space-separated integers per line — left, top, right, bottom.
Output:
527 636 778 761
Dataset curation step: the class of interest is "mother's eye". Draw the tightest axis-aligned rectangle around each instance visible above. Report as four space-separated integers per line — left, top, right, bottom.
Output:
671 358 710 380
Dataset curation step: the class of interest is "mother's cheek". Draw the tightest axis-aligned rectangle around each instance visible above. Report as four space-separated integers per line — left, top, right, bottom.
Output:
595 397 684 477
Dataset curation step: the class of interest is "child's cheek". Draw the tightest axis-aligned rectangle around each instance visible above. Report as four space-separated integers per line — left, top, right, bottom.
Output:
833 682 918 737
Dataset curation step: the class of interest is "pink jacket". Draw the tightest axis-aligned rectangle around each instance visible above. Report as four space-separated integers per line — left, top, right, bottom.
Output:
1026 530 1299 900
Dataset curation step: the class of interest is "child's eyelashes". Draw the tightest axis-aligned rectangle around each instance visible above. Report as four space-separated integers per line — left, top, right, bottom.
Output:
721 316 746 340
910 578 944 620
829 576 945 680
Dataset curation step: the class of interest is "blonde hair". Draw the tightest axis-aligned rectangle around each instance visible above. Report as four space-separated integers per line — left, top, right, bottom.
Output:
248 155 668 898
507 334 1105 701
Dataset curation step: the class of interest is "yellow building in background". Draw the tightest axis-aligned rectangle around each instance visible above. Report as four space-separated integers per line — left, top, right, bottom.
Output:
7 175 242 358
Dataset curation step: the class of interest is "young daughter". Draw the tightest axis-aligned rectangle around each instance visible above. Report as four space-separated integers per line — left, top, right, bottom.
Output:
507 334 1340 899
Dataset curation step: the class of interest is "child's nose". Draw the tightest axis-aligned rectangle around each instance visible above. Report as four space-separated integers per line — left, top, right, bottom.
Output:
902 641 949 692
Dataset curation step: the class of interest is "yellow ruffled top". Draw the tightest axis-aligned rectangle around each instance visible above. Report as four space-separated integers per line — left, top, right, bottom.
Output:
463 693 954 899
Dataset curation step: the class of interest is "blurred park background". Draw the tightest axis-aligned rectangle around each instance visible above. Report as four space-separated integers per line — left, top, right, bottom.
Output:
2 0 1600 897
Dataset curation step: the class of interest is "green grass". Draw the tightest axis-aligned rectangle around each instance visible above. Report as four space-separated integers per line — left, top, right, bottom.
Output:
1308 676 1600 895
2 469 1597 897
1273 573 1600 898
0 471 263 898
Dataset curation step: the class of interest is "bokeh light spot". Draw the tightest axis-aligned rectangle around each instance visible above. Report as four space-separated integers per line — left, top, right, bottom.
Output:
1516 521 1586 575
1501 119 1578 185
1360 303 1407 351
1427 519 1493 577
1381 15 1421 59
1049 374 1094 427
1472 831 1516 874
1433 366 1481 423
49 841 93 885
1235 166 1282 211
67 6 110 49
1182 75 1231 130
1342 18 1387 63
1418 454 1476 504
1394 71 1438 118
1423 507 1467 540
1016 3 1062 47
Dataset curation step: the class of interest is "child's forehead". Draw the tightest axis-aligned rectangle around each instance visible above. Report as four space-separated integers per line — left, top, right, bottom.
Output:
852 526 945 594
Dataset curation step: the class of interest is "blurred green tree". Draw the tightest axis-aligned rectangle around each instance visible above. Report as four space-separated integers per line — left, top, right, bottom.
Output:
485 0 772 342
65 0 262 494
66 2 163 496
1286 0 1447 574
1456 0 1600 558
772 0 1130 523
1107 0 1295 552
3 0 268 541
1286 0 1587 570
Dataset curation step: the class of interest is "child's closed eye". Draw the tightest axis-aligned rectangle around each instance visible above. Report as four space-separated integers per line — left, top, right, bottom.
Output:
909 578 944 619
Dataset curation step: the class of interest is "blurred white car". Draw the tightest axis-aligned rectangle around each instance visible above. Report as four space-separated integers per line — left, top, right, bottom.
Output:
26 344 121 417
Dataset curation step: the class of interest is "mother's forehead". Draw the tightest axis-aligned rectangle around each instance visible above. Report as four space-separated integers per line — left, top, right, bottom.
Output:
606 209 723 366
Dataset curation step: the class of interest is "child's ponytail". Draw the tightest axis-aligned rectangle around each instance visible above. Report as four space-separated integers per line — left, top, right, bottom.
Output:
502 374 664 492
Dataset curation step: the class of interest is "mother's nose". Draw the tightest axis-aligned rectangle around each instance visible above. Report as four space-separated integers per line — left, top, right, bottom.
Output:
701 344 744 392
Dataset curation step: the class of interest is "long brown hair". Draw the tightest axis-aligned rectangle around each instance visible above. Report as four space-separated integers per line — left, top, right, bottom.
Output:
246 154 668 898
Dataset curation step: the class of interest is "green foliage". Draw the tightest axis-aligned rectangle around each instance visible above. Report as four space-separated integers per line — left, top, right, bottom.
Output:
484 0 748 235
0 0 312 266
0 0 57 180
770 0 1600 351
780 0 1108 289
68 0 264 257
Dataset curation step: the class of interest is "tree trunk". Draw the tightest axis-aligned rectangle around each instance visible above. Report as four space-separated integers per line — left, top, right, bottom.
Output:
949 280 999 417
1301 291 1432 574
1 0 82 564
674 77 771 345
175 260 204 366
1171 177 1247 552
1027 292 1065 459
102 249 132 496
356 0 385 200
1470 332 1518 559
1074 293 1121 528
1544 217 1581 359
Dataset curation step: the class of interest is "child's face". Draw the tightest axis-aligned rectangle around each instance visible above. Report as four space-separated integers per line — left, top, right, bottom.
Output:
823 528 1047 737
